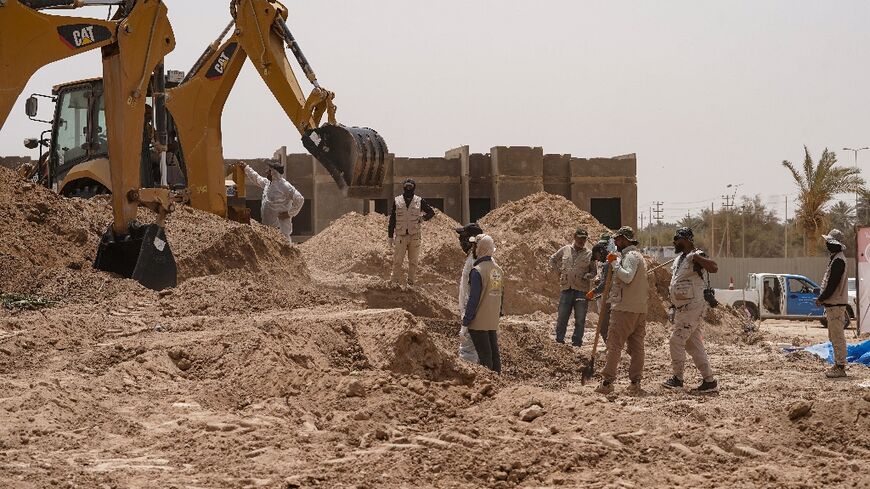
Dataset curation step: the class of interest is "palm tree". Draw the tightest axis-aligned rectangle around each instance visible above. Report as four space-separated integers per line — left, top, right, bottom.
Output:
782 147 865 256
828 201 855 231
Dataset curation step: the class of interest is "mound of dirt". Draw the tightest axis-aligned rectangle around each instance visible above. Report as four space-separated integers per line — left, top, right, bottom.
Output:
0 168 309 306
480 192 611 240
477 193 611 314
300 211 466 318
301 211 463 278
0 169 108 269
165 207 309 282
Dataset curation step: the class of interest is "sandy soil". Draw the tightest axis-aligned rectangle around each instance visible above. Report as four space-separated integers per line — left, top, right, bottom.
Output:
1 168 869 488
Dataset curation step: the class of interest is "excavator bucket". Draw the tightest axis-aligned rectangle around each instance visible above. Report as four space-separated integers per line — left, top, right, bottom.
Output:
93 223 177 291
302 124 388 198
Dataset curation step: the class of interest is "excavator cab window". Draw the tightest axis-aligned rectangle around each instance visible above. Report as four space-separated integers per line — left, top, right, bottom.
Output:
94 92 109 156
53 87 90 168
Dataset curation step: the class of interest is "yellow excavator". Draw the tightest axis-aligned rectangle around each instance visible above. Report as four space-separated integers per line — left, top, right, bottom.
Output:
3 0 180 290
6 0 388 290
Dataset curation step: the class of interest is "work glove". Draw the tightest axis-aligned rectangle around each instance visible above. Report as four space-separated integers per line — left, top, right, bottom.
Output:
606 252 619 263
585 290 596 300
667 306 676 324
387 237 394 248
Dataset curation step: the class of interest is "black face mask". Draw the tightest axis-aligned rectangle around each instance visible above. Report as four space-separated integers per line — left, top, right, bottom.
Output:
403 186 415 199
827 242 843 254
460 236 473 254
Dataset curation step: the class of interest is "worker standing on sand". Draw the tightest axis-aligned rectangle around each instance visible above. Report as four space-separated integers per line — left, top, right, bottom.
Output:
456 222 483 364
549 229 597 346
243 161 305 244
463 234 504 373
388 179 436 286
596 227 648 395
662 227 720 393
587 239 612 342
815 229 850 379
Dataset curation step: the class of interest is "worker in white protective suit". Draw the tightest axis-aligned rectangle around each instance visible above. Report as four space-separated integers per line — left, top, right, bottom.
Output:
455 222 483 364
243 161 305 243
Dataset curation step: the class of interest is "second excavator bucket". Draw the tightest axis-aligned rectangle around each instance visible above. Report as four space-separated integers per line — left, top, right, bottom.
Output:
302 124 388 198
93 222 177 291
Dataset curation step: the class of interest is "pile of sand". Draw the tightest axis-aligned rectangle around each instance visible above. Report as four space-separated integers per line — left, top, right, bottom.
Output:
300 211 463 279
475 193 610 314
0 168 309 305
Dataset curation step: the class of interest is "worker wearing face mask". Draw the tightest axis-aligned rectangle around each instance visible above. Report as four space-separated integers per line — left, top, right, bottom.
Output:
387 179 436 286
243 161 304 243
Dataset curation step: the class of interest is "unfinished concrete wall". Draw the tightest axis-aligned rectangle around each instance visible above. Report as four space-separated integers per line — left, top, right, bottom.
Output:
543 153 571 199
468 153 492 198
314 158 364 232
393 157 462 222
569 154 637 229
490 146 544 206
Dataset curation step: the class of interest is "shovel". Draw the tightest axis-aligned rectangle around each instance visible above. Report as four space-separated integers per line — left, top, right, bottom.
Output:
581 263 615 384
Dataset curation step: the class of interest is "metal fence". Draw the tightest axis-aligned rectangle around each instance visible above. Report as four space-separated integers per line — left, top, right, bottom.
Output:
708 257 856 289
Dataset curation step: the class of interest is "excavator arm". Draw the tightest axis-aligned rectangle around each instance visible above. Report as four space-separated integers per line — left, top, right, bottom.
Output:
166 0 387 219
92 0 177 290
0 0 123 129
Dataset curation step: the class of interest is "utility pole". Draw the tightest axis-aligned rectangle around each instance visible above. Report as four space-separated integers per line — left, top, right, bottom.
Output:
653 202 664 248
741 204 746 258
721 194 734 256
844 147 868 224
710 202 715 257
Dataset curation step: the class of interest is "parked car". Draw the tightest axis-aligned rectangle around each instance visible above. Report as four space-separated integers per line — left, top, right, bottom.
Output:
715 273 856 326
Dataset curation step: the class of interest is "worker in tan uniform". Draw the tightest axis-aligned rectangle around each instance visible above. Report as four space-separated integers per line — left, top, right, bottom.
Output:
815 229 850 378
462 234 505 372
661 227 720 393
388 179 435 285
596 226 648 395
549 228 597 346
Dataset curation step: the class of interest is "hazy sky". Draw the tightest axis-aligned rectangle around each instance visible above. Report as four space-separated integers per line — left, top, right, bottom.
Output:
2 1 868 222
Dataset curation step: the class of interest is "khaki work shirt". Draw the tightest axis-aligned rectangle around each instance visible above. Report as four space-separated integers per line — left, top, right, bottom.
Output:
549 244 596 291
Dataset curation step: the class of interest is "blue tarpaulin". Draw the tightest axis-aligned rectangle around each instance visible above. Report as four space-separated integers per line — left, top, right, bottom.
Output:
804 339 870 365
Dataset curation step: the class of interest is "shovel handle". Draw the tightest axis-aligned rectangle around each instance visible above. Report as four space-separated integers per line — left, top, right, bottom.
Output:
589 264 616 359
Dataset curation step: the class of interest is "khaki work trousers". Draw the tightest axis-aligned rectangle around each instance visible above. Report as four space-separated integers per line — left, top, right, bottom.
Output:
601 310 646 383
825 306 848 366
669 303 714 381
391 233 422 284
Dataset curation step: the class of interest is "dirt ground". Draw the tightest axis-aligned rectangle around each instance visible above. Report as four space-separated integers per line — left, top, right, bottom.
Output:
1 168 869 488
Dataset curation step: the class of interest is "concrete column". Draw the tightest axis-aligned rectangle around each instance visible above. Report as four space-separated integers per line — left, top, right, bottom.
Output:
445 145 470 224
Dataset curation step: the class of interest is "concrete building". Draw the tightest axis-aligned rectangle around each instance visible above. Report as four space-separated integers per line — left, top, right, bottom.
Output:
231 145 637 241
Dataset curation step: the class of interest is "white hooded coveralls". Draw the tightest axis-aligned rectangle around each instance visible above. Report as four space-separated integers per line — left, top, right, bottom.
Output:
245 165 305 243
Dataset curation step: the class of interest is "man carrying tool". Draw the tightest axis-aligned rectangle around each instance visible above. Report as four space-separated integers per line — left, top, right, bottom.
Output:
456 222 483 364
388 179 436 286
587 238 612 342
244 161 305 243
662 227 720 393
595 226 648 395
815 229 850 379
463 234 505 372
549 228 597 346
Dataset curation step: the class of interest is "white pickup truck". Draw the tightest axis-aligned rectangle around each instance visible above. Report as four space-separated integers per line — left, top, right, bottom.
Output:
715 273 856 325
